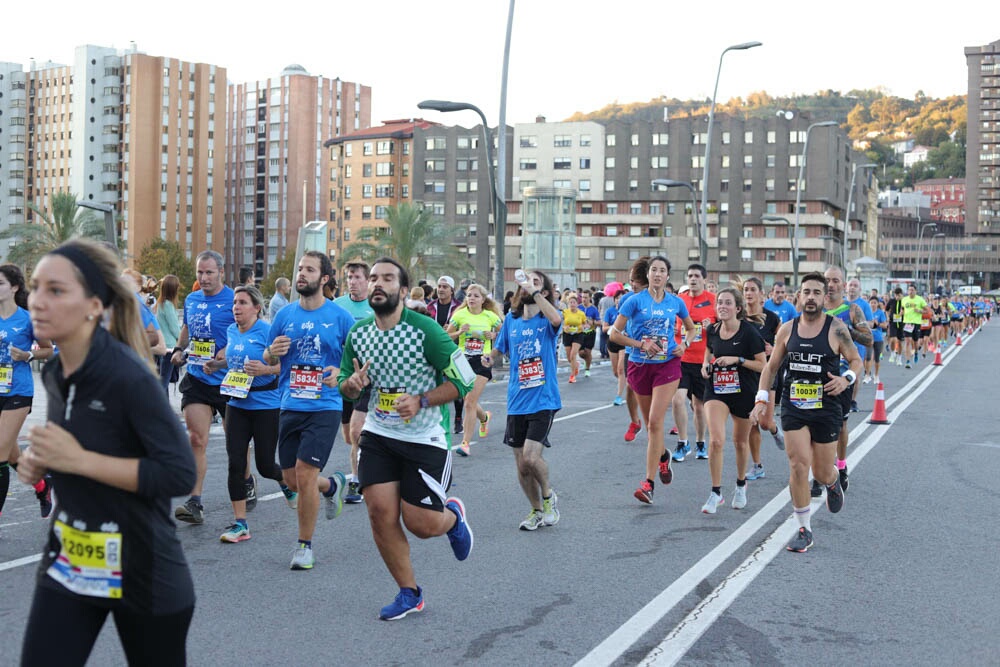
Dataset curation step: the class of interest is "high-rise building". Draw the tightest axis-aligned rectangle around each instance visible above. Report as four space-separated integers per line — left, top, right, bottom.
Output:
965 39 1000 236
226 66 370 281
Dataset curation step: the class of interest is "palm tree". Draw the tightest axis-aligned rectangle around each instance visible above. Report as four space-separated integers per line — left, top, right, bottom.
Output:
340 203 472 281
0 192 105 269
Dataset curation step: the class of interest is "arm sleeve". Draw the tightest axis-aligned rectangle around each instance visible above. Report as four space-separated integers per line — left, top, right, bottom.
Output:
130 367 196 499
336 330 358 391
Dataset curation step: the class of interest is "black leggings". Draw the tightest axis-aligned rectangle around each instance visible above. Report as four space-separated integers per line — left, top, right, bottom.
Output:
224 405 282 501
21 585 194 666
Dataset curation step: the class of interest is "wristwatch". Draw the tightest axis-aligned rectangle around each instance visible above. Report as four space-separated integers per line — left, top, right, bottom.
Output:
26 351 35 363
419 394 430 409
738 356 745 365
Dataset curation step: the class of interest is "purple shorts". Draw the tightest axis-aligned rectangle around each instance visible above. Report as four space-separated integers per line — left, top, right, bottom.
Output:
626 357 682 395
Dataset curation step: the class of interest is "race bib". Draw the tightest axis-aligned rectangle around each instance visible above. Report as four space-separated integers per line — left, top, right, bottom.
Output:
518 355 545 389
47 520 123 599
464 336 484 356
692 323 703 343
903 323 915 333
290 364 323 400
373 386 406 425
0 363 12 394
790 382 823 409
220 369 251 399
564 325 580 334
640 335 668 361
712 367 740 394
189 337 216 366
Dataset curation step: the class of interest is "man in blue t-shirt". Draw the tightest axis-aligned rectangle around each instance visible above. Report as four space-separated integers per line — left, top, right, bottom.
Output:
846 278 874 408
764 282 798 324
170 250 236 525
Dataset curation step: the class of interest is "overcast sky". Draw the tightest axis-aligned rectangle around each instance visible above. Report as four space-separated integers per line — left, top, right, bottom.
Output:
5 0 991 126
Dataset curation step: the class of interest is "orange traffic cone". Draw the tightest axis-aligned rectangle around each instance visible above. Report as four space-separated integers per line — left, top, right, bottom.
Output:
868 382 891 425
933 347 943 366
956 332 963 346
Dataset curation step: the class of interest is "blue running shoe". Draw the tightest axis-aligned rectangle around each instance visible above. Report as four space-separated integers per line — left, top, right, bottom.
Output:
379 587 424 621
671 442 689 462
445 497 473 561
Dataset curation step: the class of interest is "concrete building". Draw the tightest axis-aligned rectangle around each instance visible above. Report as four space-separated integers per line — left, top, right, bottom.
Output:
965 39 1000 235
226 66 370 281
913 178 966 224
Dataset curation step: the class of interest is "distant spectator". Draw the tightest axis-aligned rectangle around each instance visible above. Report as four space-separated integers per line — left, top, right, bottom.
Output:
156 274 182 393
269 277 291 320
239 266 255 286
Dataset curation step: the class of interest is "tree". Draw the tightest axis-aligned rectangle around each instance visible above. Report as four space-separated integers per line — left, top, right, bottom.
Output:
135 238 197 302
0 192 104 269
340 203 472 283
260 248 297 299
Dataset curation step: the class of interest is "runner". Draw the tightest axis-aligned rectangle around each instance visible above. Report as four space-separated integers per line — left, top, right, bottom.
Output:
764 281 798 324
899 284 927 369
671 264 716 462
0 265 55 520
750 271 860 553
602 290 628 406
609 255 697 504
333 261 374 503
866 296 887 385
579 290 601 377
170 250 236 525
488 269 563 530
446 283 502 456
846 279 873 412
561 293 587 384
886 287 905 365
621 260 650 442
337 256 475 620
426 276 464 436
742 276 783 481
264 251 354 570
19 240 196 665
214 286 297 544
700 287 767 513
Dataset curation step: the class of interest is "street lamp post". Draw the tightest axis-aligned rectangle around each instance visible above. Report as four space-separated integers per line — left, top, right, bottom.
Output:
699 40 762 267
417 100 508 296
914 222 937 290
652 179 699 258
842 162 877 270
761 215 798 287
75 200 117 251
793 121 838 273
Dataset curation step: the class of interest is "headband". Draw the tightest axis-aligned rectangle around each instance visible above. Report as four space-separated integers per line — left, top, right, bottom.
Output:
48 246 113 307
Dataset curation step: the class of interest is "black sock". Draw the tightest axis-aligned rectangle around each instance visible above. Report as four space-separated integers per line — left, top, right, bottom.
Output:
0 463 9 514
659 451 670 463
736 478 747 487
647 479 655 489
712 486 721 495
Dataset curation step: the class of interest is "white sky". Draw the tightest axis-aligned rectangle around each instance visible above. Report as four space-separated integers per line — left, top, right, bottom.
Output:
5 1 992 126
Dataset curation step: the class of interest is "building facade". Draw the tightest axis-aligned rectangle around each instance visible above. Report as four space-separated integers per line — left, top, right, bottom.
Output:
965 39 1000 236
914 177 966 224
226 66 370 281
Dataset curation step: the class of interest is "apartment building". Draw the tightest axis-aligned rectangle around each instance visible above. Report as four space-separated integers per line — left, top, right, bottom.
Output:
965 39 1000 236
226 66 370 280
505 114 870 288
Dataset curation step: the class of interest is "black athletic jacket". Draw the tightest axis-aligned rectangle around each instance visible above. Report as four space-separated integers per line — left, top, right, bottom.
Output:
35 326 196 614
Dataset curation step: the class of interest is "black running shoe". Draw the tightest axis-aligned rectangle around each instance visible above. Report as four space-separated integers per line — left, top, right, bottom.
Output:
245 474 257 512
826 477 845 514
786 527 814 553
36 478 53 519
810 479 823 498
839 466 849 492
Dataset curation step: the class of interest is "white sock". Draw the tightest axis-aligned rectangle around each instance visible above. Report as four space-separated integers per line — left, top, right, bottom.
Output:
794 505 811 531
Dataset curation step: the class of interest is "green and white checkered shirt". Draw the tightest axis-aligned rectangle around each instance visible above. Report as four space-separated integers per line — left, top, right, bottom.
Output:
338 308 473 449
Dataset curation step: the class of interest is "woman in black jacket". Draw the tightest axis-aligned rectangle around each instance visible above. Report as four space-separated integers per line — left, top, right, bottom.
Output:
17 239 196 666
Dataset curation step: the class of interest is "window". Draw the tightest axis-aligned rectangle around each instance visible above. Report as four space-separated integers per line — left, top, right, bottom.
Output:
788 179 798 191
376 140 392 154
579 179 591 192
456 203 469 215
652 133 669 146
789 155 802 167
630 218 642 230
554 134 572 147
553 158 571 170
579 248 591 260
362 206 372 220
767 130 776 144
650 203 661 215
766 178 775 192
605 157 615 168
722 131 731 145
343 207 351 221
743 202 752 215
790 130 806 143
519 135 537 148
744 131 753 144
607 205 618 216
721 155 730 167
604 248 616 260
457 136 470 149
363 164 372 177
630 134 639 146
629 249 641 260
720 179 729 192
691 156 704 168
629 180 639 192
767 154 776 168
344 143 353 156
425 137 446 150
580 134 592 146
376 184 393 197
580 157 591 169
605 180 615 192
743 155 752 168
629 156 638 169
344 185 352 199
375 206 388 219
343 227 351 239
651 156 668 168
741 249 752 261
425 160 445 171
376 162 393 176
519 180 536 192
519 158 537 170
363 142 373 155
605 223 617 234
553 180 571 188
362 184 373 198
606 135 616 147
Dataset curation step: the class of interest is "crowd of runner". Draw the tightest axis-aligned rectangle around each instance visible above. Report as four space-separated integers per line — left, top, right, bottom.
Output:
4 241 995 662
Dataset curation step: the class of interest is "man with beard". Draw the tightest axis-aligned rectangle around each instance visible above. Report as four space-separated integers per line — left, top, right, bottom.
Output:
427 276 465 435
338 257 475 620
764 282 798 324
264 251 354 570
171 250 236 525
751 272 861 552
819 266 872 497
846 278 874 399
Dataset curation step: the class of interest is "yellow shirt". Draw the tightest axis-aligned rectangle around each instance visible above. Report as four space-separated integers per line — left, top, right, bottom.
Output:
563 308 586 334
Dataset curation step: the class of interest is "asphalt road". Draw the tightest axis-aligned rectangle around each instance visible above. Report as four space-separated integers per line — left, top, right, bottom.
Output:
2 325 998 666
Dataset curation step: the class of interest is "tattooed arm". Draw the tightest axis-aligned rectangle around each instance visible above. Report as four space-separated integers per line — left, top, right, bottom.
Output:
848 303 873 347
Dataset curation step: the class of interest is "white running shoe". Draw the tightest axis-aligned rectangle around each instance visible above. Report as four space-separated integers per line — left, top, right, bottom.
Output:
732 485 747 510
862 374 872 384
701 492 725 514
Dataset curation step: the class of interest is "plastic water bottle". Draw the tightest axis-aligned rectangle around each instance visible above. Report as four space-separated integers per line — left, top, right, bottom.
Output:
515 269 527 283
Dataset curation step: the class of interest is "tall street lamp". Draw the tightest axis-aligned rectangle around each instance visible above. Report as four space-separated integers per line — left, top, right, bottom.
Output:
699 40 762 268
793 120 838 270
914 222 937 289
842 162 878 270
418 100 507 296
761 214 798 287
652 179 699 257
75 200 117 251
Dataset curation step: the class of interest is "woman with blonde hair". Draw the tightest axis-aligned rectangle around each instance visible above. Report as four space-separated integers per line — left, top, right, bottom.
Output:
18 239 195 665
446 283 502 456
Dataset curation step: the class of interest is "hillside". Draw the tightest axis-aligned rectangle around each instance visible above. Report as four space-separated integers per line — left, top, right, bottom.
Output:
566 89 967 185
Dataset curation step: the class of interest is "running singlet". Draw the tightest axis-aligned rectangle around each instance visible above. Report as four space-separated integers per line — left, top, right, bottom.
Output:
333 295 374 322
824 302 853 374
781 316 842 417
619 290 689 364
450 308 501 357
182 286 236 385
268 300 354 412
704 320 766 397
562 308 586 335
338 308 474 449
677 290 716 363
495 311 562 415
223 319 280 410
0 307 35 397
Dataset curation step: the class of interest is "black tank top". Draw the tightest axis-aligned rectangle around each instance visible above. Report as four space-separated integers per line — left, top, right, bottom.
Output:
781 315 841 415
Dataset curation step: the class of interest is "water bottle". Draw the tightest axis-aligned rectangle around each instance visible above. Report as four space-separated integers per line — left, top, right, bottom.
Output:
515 269 527 284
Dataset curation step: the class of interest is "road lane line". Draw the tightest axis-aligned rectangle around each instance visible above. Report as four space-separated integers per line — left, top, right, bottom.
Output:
578 342 964 666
